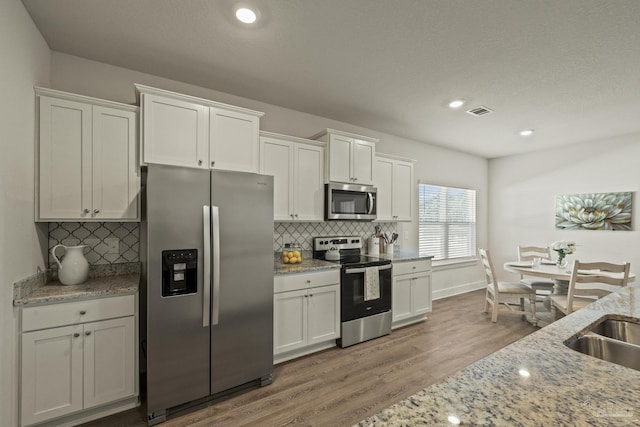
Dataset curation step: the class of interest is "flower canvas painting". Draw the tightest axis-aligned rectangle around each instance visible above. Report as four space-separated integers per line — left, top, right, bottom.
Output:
555 192 632 230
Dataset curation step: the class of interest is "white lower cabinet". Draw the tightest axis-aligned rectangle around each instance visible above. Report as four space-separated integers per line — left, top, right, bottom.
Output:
273 270 340 363
20 295 138 427
392 259 432 329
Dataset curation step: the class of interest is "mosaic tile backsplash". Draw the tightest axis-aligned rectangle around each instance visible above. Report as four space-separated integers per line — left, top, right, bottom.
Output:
273 221 398 251
48 221 396 267
48 222 139 267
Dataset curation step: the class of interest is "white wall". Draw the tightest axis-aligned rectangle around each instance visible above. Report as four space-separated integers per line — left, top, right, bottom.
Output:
50 52 489 298
0 2 50 426
489 133 640 283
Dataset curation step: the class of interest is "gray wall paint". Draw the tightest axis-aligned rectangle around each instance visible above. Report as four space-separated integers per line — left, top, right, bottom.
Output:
0 2 50 425
489 132 640 283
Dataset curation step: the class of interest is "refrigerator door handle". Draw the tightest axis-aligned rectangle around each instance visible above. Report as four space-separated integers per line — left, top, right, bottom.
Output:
211 205 221 326
203 205 211 327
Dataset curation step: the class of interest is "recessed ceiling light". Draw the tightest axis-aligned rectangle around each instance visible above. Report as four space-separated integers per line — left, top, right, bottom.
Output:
448 99 465 109
235 7 257 24
519 368 531 378
519 129 534 137
447 415 461 425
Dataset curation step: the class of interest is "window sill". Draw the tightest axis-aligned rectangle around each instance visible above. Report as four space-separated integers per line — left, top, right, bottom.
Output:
432 257 478 271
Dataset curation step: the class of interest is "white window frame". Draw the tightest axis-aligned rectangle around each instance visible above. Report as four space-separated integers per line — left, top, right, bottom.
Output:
418 183 476 262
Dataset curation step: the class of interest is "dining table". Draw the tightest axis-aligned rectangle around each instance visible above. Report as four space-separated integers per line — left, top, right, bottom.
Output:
504 260 635 317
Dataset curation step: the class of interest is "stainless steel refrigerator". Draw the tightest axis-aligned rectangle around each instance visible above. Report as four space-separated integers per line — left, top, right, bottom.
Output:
141 164 274 425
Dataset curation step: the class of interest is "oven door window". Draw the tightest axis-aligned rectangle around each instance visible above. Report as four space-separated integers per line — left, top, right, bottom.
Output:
341 267 392 322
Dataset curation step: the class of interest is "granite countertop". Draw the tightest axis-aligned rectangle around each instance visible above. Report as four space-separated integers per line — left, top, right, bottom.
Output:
274 251 340 275
367 249 433 263
14 263 140 306
356 287 640 426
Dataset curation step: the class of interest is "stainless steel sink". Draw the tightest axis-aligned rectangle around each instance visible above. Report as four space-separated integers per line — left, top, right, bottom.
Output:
589 319 640 346
565 317 640 371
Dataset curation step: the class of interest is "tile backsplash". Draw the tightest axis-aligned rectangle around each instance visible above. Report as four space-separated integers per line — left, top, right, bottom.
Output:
48 221 396 266
48 222 139 267
273 221 398 251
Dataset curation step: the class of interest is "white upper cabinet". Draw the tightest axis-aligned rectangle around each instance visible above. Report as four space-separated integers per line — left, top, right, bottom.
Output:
260 132 324 222
210 107 260 173
312 129 377 185
374 153 414 222
140 93 209 168
137 85 263 173
36 88 139 222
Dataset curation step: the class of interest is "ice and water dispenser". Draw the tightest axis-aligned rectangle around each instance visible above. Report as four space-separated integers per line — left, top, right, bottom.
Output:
162 249 198 296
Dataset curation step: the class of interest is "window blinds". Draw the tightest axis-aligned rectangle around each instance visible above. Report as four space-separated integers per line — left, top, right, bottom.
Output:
418 184 476 260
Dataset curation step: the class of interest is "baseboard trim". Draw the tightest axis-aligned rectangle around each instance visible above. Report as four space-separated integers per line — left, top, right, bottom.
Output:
433 281 486 301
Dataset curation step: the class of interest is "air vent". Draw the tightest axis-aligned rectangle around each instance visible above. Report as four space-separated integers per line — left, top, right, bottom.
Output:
466 105 493 116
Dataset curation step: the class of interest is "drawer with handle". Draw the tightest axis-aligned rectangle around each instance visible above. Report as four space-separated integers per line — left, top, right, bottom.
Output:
21 294 135 332
393 259 432 276
274 269 340 293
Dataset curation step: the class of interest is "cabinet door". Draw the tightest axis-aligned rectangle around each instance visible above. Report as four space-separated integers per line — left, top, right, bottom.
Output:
307 284 340 345
352 139 375 185
92 106 139 220
142 93 209 168
412 273 432 315
327 134 353 183
392 275 413 322
83 316 136 409
374 157 394 221
21 325 84 426
274 290 308 355
39 96 92 220
260 137 294 220
393 160 413 221
293 144 324 221
210 107 259 173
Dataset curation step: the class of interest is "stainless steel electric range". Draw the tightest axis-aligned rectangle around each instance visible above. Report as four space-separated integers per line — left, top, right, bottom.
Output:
313 236 392 347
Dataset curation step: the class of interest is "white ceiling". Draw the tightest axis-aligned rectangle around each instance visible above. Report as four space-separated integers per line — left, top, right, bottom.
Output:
22 0 640 158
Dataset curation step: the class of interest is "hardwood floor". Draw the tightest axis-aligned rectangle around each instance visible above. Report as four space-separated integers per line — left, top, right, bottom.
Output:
82 289 536 427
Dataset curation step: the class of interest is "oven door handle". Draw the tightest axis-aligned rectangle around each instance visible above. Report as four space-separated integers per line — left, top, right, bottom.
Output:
344 264 392 274
367 193 374 214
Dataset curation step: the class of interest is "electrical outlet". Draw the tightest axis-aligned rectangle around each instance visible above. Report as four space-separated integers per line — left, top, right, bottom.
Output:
105 237 120 254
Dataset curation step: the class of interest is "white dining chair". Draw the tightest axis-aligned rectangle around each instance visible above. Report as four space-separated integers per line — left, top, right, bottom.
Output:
550 260 631 320
517 245 555 300
479 248 536 323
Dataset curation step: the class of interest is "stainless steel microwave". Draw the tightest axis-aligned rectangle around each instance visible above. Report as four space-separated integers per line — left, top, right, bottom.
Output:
325 183 377 221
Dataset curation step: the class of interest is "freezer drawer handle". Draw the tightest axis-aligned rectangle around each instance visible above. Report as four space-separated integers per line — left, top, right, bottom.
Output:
203 205 211 327
211 205 221 326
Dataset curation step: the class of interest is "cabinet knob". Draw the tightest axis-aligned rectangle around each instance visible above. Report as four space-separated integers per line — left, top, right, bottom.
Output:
211 161 215 167
294 214 298 218
83 208 90 214
412 266 416 269
80 310 86 315
73 333 80 338
198 160 203 165
93 209 100 214
85 331 92 336
306 280 311 284
304 295 308 298
309 294 313 297
291 214 295 218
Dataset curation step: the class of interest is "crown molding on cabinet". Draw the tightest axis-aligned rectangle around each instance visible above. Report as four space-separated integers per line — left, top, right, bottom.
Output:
309 128 379 143
34 87 139 112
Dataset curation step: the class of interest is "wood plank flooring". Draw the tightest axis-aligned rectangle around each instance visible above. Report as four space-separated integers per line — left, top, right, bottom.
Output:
82 289 536 427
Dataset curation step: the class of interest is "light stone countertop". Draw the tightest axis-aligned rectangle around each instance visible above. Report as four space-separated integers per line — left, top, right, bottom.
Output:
273 250 432 275
14 263 140 306
274 251 341 275
356 287 640 426
366 249 433 263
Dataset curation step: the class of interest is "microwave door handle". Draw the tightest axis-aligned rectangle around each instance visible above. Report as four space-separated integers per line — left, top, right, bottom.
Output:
367 193 374 214
202 205 211 327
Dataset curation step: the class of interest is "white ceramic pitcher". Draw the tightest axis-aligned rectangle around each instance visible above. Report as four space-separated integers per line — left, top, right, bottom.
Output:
51 244 89 285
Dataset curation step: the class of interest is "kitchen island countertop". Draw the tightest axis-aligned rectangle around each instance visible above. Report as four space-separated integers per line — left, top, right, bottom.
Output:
356 286 640 426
